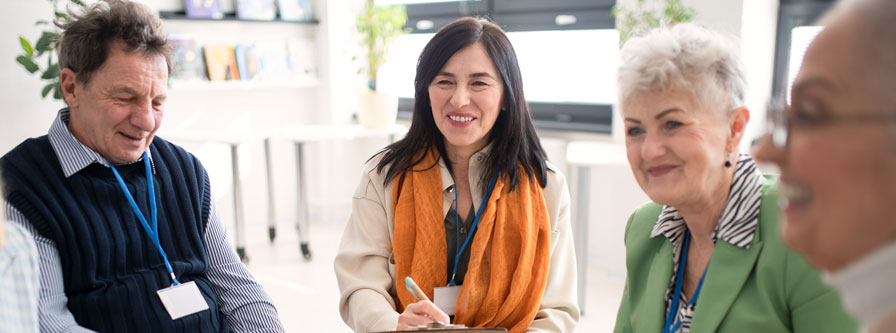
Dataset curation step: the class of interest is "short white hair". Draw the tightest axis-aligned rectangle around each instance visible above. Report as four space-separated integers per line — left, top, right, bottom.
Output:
617 23 747 114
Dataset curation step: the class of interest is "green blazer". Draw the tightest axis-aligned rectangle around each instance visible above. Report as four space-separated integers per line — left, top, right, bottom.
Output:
614 175 858 332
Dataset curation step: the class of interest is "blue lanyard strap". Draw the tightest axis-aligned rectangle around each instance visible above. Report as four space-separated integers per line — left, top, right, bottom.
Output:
448 169 500 287
663 230 708 333
107 152 180 286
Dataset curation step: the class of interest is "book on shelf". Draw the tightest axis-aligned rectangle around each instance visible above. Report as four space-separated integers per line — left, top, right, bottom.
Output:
167 35 207 82
203 45 240 81
277 0 312 21
254 40 291 81
184 0 224 19
236 0 277 21
234 44 260 81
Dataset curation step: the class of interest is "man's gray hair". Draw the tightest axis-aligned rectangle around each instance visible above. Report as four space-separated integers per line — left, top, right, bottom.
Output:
56 0 171 86
617 23 747 114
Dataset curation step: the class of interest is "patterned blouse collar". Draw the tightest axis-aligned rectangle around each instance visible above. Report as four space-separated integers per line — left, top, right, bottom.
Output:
649 154 765 249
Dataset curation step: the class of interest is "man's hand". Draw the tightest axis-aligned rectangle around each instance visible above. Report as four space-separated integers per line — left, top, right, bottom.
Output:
396 300 451 330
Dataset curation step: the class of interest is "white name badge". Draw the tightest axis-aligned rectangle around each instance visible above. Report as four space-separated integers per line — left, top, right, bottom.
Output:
433 285 462 316
156 281 210 320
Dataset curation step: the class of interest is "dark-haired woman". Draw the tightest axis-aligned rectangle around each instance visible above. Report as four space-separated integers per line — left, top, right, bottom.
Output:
334 17 579 333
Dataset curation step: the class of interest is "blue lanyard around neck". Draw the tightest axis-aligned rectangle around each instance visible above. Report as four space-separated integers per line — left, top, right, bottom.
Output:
107 151 180 286
448 168 499 287
663 229 707 333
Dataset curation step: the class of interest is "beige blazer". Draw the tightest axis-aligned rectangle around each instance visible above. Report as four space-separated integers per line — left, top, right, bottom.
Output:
334 150 579 332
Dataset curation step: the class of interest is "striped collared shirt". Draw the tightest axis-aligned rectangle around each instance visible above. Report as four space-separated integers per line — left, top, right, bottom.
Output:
5 108 284 332
650 154 764 333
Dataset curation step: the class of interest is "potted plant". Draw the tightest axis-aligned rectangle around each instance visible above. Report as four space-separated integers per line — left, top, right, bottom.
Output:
613 0 695 47
355 0 408 129
16 0 87 101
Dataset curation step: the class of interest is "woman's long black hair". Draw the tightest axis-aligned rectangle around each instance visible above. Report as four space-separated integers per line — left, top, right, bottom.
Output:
374 17 548 193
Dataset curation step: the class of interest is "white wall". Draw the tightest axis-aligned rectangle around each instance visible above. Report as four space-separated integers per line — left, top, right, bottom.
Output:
2 1 63 154
740 0 779 149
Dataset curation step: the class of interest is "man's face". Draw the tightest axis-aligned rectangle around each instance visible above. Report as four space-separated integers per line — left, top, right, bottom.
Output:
753 13 896 271
62 44 168 164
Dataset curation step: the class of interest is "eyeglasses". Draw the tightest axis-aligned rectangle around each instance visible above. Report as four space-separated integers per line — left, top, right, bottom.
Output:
765 97 896 149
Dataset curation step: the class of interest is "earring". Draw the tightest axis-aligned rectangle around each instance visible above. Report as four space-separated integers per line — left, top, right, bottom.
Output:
724 153 733 168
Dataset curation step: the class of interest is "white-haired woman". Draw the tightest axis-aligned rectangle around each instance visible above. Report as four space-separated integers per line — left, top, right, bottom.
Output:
613 23 857 332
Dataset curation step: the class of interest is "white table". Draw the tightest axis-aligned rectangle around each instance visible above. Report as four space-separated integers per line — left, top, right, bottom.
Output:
163 130 270 262
565 140 628 314
165 124 408 262
265 124 409 261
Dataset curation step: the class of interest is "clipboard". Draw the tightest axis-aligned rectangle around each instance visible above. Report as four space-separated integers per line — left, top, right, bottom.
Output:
374 322 507 332
375 329 506 333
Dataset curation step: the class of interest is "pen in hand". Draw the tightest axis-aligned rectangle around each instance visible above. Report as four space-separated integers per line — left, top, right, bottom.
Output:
405 276 430 302
401 276 450 327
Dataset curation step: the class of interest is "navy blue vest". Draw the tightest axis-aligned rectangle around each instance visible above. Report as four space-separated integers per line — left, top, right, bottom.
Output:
1 136 229 332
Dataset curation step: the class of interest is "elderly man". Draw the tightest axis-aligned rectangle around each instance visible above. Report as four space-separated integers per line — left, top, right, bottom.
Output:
754 0 896 331
0 1 284 332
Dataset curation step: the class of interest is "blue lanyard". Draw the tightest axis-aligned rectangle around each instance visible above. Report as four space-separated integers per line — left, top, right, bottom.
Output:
448 169 499 287
663 230 707 333
107 152 180 286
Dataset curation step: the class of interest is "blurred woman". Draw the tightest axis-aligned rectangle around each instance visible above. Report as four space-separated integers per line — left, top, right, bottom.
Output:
1 178 40 332
613 23 856 332
335 17 578 333
754 1 896 331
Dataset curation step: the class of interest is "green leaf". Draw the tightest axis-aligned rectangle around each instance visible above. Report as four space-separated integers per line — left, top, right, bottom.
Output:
53 81 62 100
54 11 68 19
35 20 49 26
41 65 60 80
42 83 54 98
35 31 57 55
20 37 34 57
16 55 40 73
69 0 86 7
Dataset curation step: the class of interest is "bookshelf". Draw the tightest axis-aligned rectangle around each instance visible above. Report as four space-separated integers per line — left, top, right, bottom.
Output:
158 10 320 24
168 78 320 91
159 8 320 93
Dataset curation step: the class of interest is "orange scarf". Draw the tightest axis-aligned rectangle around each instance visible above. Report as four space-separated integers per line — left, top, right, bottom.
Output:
392 150 551 332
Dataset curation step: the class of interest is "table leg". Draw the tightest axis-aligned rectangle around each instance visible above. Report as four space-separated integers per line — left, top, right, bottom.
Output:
231 144 248 263
264 138 277 243
573 165 590 315
294 142 312 261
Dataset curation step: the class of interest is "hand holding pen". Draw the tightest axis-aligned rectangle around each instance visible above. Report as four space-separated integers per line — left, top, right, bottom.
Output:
396 277 451 330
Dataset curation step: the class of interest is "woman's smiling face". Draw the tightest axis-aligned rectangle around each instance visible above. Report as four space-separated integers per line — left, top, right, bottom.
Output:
622 87 735 209
428 42 504 155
